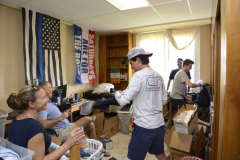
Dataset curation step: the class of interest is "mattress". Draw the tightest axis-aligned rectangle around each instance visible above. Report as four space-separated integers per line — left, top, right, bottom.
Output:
83 90 115 100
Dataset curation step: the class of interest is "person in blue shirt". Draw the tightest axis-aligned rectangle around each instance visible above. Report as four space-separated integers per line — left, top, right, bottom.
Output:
37 81 110 157
7 84 83 160
167 58 191 93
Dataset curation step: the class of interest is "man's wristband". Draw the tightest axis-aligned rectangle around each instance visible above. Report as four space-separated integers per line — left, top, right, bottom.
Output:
199 84 201 87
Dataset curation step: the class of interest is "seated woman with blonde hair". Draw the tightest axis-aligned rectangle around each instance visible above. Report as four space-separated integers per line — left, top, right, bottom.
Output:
7 84 83 160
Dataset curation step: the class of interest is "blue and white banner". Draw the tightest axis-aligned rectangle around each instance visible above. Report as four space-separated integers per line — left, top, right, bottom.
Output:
74 25 97 84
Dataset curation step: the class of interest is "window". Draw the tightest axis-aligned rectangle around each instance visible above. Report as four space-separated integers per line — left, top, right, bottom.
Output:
136 30 200 92
167 39 196 92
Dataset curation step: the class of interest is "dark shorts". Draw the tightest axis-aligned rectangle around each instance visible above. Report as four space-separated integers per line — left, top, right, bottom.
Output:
170 98 186 113
127 124 165 160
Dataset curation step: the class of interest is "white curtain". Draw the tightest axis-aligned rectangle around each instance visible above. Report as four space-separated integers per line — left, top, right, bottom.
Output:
136 29 200 92
166 28 198 50
167 29 200 92
136 32 168 83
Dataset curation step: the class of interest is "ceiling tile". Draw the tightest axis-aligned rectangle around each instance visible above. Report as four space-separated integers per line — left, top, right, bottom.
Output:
16 0 31 3
147 0 182 6
25 0 93 21
73 22 99 32
98 12 142 29
19 3 71 22
0 0 21 5
74 17 119 32
153 0 192 23
189 0 212 19
1 0 212 32
60 0 119 16
123 7 164 26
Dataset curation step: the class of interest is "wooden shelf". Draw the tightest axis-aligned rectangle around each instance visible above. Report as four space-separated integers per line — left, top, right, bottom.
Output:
165 120 171 131
107 44 128 47
162 97 172 130
107 67 128 69
164 109 172 119
99 32 133 90
107 56 127 58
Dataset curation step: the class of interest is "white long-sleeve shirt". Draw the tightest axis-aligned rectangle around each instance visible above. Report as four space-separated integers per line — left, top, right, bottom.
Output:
115 67 168 129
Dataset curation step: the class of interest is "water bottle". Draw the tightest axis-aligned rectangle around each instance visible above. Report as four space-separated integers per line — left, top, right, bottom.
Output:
75 93 78 102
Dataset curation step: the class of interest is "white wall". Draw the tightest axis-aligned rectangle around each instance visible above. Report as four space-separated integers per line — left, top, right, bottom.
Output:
200 25 211 84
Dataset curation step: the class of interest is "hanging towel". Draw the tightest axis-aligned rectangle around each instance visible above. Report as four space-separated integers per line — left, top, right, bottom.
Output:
110 68 120 83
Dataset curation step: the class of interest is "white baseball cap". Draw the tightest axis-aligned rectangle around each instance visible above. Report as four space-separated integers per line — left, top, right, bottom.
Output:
127 47 153 60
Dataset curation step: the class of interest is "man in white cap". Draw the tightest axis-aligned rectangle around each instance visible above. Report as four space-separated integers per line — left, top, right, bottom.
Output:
166 58 191 93
115 47 168 160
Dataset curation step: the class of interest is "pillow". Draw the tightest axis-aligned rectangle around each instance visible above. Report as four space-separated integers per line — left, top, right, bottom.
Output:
92 83 114 94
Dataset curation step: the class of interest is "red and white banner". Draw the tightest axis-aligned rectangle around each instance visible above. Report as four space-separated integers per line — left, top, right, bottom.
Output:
74 25 97 84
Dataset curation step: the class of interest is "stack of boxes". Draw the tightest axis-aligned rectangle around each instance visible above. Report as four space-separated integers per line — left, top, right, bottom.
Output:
164 104 208 160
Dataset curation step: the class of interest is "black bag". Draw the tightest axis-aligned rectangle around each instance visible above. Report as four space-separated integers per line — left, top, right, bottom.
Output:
58 103 71 112
195 86 210 109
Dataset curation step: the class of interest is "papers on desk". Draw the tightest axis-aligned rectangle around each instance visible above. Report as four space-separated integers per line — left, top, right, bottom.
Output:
70 101 90 107
80 98 88 102
71 102 81 107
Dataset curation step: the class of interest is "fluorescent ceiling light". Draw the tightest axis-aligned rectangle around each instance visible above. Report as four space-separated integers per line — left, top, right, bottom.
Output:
106 0 149 10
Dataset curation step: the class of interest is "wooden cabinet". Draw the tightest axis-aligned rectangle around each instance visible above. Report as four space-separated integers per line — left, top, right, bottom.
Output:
210 0 240 159
99 32 133 90
163 97 172 133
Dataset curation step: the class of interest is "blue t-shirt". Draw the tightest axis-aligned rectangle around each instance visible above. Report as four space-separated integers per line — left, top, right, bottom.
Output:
37 102 71 129
9 118 51 155
169 69 191 80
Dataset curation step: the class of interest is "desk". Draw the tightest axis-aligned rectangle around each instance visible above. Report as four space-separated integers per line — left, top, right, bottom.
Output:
69 101 99 123
69 101 87 123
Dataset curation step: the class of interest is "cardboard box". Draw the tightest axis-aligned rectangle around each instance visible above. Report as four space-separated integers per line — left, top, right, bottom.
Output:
165 125 207 158
169 148 191 160
173 104 199 135
103 105 123 113
169 131 195 154
193 127 208 158
100 135 113 150
94 112 119 140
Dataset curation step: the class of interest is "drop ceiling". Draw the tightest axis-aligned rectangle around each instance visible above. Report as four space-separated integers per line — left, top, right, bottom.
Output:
0 0 212 33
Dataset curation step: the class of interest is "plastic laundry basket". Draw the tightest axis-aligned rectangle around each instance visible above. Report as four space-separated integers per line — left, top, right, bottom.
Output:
0 109 8 138
180 156 203 160
117 106 131 134
0 137 34 160
83 139 103 160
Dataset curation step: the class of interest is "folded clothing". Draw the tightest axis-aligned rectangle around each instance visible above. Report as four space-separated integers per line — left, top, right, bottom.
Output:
0 146 20 160
173 110 195 126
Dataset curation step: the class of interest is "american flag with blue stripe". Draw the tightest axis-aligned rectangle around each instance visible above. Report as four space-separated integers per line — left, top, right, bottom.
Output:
22 8 63 87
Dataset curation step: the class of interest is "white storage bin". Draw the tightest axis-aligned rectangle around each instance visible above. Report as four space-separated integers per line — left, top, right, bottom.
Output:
103 105 123 113
117 106 131 134
80 101 95 115
0 109 8 138
0 137 34 160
